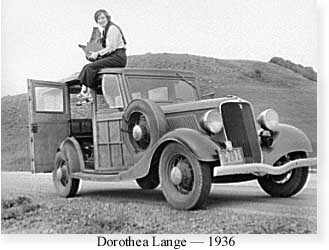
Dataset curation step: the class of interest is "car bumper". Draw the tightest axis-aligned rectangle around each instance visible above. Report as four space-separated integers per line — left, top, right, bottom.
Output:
213 157 317 177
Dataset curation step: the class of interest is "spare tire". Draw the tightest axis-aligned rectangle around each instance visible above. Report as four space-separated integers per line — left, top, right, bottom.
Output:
122 99 168 161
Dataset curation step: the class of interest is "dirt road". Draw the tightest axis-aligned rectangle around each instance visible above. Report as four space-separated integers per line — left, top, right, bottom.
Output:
1 172 316 234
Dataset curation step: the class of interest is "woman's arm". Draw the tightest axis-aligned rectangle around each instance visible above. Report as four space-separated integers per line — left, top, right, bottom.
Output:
97 25 123 57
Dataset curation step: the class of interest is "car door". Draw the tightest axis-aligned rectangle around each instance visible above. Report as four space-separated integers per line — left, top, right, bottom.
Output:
95 74 133 171
27 79 70 173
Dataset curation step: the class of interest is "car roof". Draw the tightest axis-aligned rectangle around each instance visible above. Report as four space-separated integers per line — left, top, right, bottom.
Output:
60 67 195 85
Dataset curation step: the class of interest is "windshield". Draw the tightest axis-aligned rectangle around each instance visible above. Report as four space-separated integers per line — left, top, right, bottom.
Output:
102 74 124 109
126 76 198 104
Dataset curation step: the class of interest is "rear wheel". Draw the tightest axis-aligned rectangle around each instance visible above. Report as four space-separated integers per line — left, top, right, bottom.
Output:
257 152 309 197
53 145 80 197
159 143 211 210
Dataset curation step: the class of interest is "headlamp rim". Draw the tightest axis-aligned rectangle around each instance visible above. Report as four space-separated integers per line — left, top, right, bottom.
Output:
201 109 223 134
257 108 279 131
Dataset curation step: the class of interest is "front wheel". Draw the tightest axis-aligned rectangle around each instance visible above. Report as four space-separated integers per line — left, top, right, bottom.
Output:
257 152 309 197
159 143 211 210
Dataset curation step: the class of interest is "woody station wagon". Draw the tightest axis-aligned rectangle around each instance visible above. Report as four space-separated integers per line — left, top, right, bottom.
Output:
27 68 316 209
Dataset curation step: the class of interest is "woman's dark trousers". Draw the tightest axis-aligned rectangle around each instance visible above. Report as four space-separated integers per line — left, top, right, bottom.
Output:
78 48 127 89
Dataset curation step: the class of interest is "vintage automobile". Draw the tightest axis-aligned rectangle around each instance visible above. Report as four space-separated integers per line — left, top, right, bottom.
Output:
27 68 316 210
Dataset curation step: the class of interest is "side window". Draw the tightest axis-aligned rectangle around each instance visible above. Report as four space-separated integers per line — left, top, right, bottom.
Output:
148 87 168 101
102 75 124 109
34 86 64 112
174 81 196 101
126 76 198 103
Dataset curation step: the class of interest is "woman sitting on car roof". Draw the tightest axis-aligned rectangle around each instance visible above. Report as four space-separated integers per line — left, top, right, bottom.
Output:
77 9 127 102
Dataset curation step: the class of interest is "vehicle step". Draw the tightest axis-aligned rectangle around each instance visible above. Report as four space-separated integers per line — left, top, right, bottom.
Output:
72 171 121 182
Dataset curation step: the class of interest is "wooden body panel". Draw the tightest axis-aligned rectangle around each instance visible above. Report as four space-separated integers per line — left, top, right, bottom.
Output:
95 110 134 171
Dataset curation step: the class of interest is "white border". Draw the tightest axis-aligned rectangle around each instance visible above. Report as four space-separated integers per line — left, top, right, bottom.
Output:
1 0 328 249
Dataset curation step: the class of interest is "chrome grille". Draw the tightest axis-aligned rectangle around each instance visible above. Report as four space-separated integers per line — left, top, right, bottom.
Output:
221 102 262 163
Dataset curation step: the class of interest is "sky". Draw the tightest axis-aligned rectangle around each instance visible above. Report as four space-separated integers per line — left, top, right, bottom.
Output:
1 0 317 96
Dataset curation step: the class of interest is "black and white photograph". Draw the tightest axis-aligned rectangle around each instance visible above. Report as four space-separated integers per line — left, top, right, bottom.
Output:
0 0 324 246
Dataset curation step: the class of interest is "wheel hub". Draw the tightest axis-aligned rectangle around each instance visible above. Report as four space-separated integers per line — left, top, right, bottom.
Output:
128 112 151 151
57 164 68 185
170 167 183 185
169 157 194 193
132 124 143 141
56 167 63 181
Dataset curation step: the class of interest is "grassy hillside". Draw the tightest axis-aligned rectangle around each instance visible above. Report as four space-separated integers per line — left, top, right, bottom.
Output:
1 94 29 171
1 53 316 171
270 56 317 81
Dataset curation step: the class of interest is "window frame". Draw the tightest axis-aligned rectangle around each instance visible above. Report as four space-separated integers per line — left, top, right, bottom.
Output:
124 75 199 103
101 74 125 110
33 85 66 114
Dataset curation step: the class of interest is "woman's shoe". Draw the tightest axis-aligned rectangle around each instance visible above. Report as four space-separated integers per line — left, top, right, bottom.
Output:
77 85 89 98
77 91 88 99
83 92 93 101
76 92 84 99
76 98 93 106
76 86 93 105
76 92 93 106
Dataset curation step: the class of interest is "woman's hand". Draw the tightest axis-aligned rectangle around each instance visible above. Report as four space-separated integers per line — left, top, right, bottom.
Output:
88 51 99 60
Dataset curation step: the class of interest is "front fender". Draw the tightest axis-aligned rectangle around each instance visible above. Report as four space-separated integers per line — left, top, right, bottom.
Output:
158 128 219 162
119 128 219 180
262 123 313 165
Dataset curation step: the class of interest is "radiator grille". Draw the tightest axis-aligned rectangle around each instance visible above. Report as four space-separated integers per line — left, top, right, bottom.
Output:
221 102 262 163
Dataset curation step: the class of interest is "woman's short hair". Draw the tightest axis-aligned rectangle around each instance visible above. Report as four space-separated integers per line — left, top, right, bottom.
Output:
94 9 111 23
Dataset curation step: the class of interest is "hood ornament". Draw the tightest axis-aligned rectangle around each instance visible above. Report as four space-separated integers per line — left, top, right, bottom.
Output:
225 140 233 151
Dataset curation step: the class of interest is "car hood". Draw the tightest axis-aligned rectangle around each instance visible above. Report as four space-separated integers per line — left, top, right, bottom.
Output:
160 96 244 114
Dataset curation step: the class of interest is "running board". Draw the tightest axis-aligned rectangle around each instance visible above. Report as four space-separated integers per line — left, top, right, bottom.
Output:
72 172 122 182
213 157 317 177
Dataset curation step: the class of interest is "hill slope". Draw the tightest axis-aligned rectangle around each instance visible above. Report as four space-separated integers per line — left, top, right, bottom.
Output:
1 53 316 171
269 56 317 81
1 94 29 171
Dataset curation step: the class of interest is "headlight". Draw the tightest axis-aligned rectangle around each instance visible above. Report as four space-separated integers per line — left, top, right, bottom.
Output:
257 109 279 131
201 110 223 134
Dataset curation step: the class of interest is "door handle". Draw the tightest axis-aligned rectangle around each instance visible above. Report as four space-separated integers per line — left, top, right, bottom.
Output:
31 123 38 133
